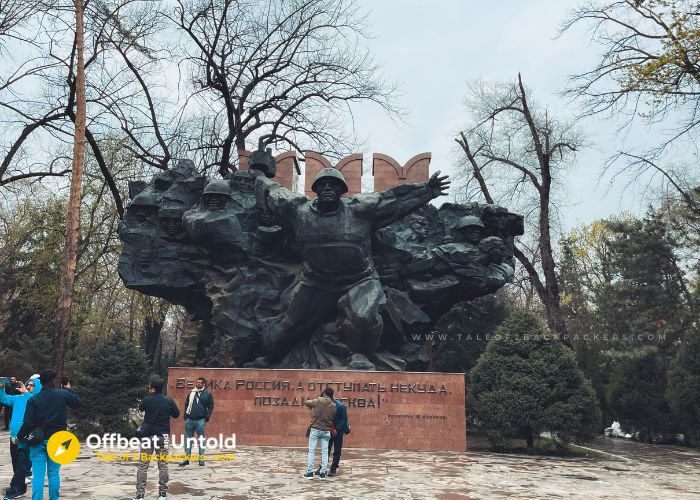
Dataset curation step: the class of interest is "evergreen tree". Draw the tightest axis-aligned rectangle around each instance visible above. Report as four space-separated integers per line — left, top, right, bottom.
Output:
559 221 615 423
666 326 700 445
599 215 692 437
559 213 695 436
0 196 66 350
605 347 673 442
600 215 691 352
73 335 149 438
470 311 601 449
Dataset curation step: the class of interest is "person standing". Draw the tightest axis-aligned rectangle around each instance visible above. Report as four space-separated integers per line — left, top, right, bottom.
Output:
133 378 179 500
179 376 214 467
303 387 336 479
3 377 20 431
0 375 42 499
18 370 79 500
327 398 350 477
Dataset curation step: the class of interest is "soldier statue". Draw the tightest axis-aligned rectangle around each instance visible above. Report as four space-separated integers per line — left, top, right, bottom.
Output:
249 166 450 362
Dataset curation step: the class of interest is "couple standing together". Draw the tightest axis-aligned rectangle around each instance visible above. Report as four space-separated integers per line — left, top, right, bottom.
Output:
303 387 350 479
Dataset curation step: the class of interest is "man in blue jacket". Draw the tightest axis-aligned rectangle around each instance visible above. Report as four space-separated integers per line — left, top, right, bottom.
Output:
179 376 214 467
0 375 42 499
18 370 80 500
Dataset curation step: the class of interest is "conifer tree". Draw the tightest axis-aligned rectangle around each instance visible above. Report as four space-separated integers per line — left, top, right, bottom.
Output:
470 311 600 449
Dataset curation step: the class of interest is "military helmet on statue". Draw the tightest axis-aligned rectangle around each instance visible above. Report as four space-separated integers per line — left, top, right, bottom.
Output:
203 179 231 196
130 191 159 208
455 215 485 229
311 168 348 194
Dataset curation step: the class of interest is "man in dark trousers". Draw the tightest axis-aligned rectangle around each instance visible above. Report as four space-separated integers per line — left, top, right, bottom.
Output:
328 397 350 477
133 378 179 500
179 376 214 467
18 369 80 500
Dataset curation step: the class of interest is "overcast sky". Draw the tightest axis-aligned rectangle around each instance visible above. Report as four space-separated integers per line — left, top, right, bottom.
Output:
352 0 647 232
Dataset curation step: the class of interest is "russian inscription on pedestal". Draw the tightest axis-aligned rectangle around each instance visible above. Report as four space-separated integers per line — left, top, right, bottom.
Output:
168 367 466 452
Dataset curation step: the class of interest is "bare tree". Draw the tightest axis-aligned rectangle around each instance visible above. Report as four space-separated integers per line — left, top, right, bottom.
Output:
0 0 173 216
0 1 72 188
172 0 399 176
455 74 583 344
0 0 44 39
1 0 397 207
561 0 700 213
87 0 178 173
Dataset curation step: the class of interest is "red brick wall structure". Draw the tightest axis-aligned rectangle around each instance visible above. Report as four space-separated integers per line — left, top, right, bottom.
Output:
167 368 467 452
372 153 431 192
236 150 300 191
273 152 300 192
335 154 363 197
303 152 363 198
303 151 332 198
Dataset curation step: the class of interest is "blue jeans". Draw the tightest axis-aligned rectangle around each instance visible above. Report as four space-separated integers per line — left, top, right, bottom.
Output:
29 440 61 500
306 428 331 474
184 418 206 457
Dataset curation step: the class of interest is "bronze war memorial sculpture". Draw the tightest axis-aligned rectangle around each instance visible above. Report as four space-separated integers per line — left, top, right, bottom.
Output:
118 150 524 371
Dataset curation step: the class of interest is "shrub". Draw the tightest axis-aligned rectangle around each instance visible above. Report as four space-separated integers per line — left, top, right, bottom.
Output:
470 311 601 448
73 335 149 438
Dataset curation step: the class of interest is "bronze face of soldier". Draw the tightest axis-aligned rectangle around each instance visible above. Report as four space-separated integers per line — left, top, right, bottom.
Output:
459 225 483 245
159 209 185 239
232 172 255 193
482 207 508 232
315 179 344 211
479 236 508 264
407 214 429 241
204 193 229 212
129 192 159 224
455 216 485 245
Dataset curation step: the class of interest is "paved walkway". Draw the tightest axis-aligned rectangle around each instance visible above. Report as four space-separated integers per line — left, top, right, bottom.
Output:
0 432 698 499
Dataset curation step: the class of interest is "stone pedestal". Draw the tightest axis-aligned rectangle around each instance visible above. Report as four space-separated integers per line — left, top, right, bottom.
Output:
168 367 467 452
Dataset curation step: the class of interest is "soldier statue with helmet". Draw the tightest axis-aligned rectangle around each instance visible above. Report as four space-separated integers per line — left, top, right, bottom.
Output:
453 215 485 246
248 164 450 363
117 149 524 370
183 179 247 264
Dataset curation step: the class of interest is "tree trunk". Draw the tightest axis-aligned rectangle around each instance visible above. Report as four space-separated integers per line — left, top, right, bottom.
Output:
54 0 87 380
526 429 534 449
142 299 169 368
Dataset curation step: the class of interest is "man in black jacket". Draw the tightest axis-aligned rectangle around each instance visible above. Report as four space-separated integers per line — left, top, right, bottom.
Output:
18 369 80 500
133 378 179 500
179 376 214 467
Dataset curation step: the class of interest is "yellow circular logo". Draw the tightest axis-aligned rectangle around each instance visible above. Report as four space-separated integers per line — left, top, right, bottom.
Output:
47 430 80 465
